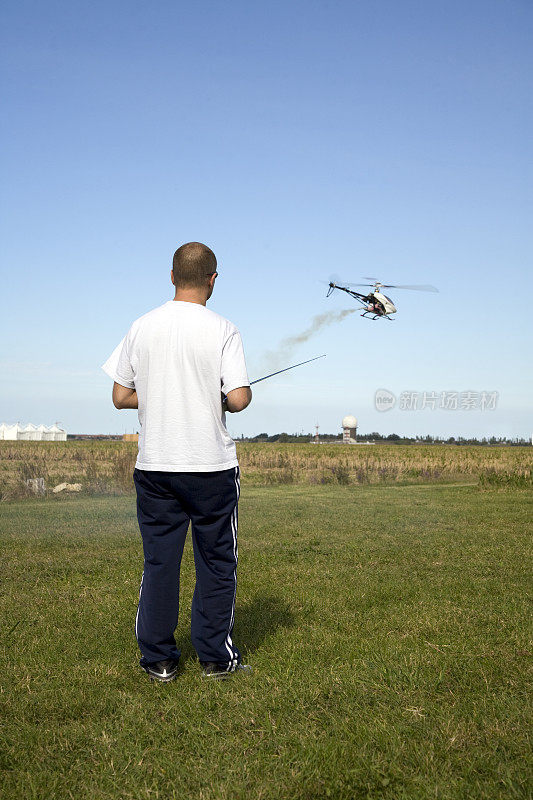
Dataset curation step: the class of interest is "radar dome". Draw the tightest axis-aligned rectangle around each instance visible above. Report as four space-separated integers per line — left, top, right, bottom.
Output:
342 415 357 429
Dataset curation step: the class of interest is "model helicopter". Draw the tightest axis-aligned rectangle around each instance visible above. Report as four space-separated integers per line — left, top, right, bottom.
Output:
326 277 438 320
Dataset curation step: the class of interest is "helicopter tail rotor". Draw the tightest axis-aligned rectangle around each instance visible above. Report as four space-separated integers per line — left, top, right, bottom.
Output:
320 279 337 296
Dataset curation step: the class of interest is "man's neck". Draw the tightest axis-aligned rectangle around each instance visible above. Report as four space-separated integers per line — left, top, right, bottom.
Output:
173 289 208 306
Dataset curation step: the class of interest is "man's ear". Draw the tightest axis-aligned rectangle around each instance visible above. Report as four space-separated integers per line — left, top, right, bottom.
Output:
171 270 176 286
209 273 217 291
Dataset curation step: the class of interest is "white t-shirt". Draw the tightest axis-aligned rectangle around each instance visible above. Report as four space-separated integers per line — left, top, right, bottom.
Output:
102 300 250 472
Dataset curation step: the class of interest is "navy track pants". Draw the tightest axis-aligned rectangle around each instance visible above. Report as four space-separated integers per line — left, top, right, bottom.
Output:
133 466 241 668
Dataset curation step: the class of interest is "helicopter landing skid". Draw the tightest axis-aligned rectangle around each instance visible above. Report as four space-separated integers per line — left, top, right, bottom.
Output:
361 311 392 320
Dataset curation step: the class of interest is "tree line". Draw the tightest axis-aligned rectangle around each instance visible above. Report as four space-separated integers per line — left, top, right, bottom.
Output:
239 432 530 446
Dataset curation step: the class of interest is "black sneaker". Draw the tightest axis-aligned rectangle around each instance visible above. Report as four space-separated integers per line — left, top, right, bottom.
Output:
201 661 252 679
141 658 179 682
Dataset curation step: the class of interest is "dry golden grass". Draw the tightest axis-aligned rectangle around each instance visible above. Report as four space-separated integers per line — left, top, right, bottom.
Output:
0 441 133 499
238 442 532 487
0 441 531 499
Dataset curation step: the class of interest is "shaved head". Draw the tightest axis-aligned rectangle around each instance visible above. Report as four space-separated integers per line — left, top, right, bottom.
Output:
172 242 217 289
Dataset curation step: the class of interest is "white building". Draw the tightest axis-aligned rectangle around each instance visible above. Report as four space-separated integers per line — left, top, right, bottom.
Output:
0 423 67 441
342 415 358 443
47 424 67 441
0 423 19 440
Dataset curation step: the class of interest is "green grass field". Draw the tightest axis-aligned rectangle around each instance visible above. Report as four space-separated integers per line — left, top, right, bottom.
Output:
1 484 531 799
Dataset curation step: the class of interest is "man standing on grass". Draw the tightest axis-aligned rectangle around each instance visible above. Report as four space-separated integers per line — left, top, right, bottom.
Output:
102 242 252 682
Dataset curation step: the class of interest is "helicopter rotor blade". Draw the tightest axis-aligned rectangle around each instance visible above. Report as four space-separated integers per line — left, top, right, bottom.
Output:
361 277 438 293
323 276 438 292
380 284 439 292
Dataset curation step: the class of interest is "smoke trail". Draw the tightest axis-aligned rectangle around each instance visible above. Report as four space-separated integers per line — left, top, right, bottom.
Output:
262 309 355 371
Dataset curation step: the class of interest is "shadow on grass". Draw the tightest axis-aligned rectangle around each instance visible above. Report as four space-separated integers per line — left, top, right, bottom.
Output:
234 594 296 655
176 594 295 663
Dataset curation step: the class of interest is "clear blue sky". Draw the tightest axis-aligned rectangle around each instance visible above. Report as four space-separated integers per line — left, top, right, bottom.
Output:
1 0 531 439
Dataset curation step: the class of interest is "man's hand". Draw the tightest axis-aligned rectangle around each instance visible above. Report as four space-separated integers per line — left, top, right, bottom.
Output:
113 382 138 409
224 386 252 413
